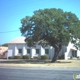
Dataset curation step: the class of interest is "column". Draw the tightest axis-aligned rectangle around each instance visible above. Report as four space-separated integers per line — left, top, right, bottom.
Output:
23 46 26 55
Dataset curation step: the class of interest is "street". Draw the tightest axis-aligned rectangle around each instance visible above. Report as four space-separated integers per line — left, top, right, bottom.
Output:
0 67 80 80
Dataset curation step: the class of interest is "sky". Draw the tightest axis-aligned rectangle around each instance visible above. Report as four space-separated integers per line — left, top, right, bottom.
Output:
0 0 80 45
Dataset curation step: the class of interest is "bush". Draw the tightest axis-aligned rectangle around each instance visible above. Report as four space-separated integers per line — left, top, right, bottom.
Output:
22 55 30 59
70 56 73 59
8 56 13 59
41 55 49 60
58 54 64 59
14 56 22 59
33 56 40 60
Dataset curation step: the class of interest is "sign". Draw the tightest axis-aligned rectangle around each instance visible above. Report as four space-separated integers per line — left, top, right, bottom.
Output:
73 74 80 80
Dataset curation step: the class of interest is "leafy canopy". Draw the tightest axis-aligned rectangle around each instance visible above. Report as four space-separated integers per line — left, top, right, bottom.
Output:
20 8 80 49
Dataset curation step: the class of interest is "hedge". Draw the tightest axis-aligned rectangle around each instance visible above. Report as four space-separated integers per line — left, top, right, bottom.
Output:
14 56 22 59
58 54 64 59
41 55 49 60
33 56 40 60
8 56 13 59
22 55 30 59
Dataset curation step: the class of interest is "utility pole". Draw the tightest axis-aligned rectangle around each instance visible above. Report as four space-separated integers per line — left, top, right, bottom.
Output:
0 44 2 58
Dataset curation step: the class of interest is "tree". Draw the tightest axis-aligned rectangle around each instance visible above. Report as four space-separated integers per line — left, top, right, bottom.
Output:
20 8 80 62
71 21 80 50
2 43 8 47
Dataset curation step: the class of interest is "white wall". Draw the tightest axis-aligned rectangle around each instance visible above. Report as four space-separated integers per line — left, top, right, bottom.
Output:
8 43 55 59
30 47 35 58
49 46 55 59
8 44 15 57
77 50 80 57
8 42 80 60
40 46 45 56
8 44 26 57
65 42 73 60
8 50 13 57
23 46 26 55
64 42 80 60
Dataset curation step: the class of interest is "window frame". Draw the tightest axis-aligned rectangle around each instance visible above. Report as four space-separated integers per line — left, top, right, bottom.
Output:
18 49 22 54
45 49 49 54
72 50 77 57
27 49 31 54
36 49 40 54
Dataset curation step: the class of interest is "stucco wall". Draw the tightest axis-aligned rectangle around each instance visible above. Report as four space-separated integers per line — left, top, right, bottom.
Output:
65 42 80 60
8 42 80 60
8 43 55 59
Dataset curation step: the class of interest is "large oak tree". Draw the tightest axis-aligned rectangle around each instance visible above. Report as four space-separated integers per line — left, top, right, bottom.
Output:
20 8 80 62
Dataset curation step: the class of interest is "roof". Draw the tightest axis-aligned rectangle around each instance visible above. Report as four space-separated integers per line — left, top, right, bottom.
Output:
0 46 8 55
8 37 26 44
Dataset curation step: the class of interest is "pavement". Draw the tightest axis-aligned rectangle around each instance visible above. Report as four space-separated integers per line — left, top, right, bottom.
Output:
0 67 80 80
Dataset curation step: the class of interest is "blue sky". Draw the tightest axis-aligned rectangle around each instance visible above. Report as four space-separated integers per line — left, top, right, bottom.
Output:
0 0 80 45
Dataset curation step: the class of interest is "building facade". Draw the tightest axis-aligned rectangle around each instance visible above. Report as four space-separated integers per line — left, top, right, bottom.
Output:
8 37 80 60
8 43 55 59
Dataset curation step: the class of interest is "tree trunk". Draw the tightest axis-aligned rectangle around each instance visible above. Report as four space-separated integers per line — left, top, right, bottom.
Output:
51 44 62 62
51 48 58 62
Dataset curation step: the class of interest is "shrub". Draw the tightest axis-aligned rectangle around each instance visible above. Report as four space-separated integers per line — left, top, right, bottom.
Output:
34 56 40 60
70 56 73 59
8 56 13 59
22 55 30 59
14 56 22 59
41 55 49 60
58 54 64 59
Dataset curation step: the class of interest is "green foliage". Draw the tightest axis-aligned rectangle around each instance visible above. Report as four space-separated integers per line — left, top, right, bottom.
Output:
20 8 80 47
33 56 40 60
2 43 8 47
41 55 49 60
70 56 73 59
22 55 30 59
14 56 22 59
8 56 13 59
20 8 80 62
58 54 64 59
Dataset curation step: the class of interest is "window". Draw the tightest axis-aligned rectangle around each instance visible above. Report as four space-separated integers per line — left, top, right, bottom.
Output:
36 49 39 54
18 49 22 54
45 49 49 54
72 50 77 57
27 49 30 54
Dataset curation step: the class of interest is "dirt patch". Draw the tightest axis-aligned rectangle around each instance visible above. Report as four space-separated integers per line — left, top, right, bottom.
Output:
0 59 80 68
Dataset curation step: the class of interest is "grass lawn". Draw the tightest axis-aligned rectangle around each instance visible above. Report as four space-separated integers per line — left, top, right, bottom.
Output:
0 59 80 68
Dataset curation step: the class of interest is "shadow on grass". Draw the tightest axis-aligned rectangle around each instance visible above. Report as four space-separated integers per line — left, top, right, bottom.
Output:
55 61 71 63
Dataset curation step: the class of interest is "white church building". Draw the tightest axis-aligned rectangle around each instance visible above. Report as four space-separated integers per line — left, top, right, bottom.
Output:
8 37 80 60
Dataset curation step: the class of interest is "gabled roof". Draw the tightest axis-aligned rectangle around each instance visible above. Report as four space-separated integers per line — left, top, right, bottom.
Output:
8 37 26 44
